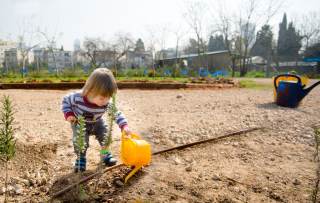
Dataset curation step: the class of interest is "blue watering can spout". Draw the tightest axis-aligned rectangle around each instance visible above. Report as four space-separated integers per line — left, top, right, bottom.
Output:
300 81 320 100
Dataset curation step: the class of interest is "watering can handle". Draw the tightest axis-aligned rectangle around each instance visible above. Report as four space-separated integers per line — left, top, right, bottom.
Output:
274 74 302 90
121 131 140 140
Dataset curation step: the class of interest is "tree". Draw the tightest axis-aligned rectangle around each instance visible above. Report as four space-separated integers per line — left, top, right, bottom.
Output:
304 42 320 73
115 32 134 69
210 1 237 77
298 11 320 50
0 96 16 203
145 25 158 77
238 1 257 77
208 35 227 52
251 24 273 76
38 30 63 75
277 13 288 61
183 0 208 68
183 38 199 54
134 38 145 53
83 37 107 69
209 0 283 77
171 23 186 76
277 13 302 62
286 22 302 61
251 24 273 58
17 35 39 76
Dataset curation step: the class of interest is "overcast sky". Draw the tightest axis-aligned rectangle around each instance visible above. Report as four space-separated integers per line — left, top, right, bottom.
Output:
0 0 319 50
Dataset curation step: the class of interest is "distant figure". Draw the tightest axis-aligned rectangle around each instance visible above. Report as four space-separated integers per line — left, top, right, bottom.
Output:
61 68 131 172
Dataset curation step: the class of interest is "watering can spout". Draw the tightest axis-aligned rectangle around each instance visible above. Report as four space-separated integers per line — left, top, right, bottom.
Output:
300 81 320 100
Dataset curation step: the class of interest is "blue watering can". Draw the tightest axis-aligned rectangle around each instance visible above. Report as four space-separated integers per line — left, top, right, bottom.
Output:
274 74 320 108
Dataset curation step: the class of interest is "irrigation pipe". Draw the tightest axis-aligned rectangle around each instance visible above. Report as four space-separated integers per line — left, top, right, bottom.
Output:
52 127 262 198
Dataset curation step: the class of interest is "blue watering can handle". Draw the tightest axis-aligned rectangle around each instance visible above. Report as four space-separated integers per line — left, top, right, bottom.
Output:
274 74 302 90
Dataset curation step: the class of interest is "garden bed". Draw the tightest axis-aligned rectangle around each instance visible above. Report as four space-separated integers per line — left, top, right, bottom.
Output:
0 79 237 90
0 86 319 202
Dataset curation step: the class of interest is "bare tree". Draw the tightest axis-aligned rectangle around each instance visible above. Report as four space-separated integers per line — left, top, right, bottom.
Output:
156 23 170 62
145 25 159 77
183 0 208 69
170 23 187 76
82 37 107 69
114 32 134 69
264 0 284 25
16 23 41 76
209 1 237 76
210 0 283 77
38 30 63 76
298 11 320 50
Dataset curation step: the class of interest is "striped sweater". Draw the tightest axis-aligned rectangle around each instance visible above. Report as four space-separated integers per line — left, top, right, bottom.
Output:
62 91 128 129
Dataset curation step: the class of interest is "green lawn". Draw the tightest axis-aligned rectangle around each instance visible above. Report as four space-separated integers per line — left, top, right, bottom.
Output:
238 79 273 89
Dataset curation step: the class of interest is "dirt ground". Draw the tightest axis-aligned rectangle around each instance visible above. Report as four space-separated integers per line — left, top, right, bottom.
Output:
0 81 320 202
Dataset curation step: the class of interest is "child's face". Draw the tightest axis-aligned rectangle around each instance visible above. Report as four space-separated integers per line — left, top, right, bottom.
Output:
90 95 110 106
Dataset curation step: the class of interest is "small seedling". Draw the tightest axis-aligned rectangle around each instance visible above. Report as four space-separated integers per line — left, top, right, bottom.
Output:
105 94 117 148
75 115 86 162
0 96 16 203
74 115 87 200
94 94 118 192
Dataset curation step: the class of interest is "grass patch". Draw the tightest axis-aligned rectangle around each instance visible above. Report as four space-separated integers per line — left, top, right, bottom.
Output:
239 79 273 89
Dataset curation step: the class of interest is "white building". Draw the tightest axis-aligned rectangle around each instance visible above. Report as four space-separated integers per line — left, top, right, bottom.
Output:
0 40 17 68
4 48 18 71
48 49 72 71
121 50 153 68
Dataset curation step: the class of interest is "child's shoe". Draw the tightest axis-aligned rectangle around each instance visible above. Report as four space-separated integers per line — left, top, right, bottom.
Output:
74 157 86 173
101 151 117 166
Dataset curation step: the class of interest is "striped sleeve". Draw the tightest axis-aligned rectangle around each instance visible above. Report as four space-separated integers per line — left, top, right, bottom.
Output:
115 110 128 129
62 93 75 119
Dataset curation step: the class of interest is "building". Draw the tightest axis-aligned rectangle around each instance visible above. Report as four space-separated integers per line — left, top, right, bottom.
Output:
48 49 72 71
72 50 89 66
123 50 153 68
74 39 81 52
4 48 18 71
0 40 17 69
156 48 176 61
32 48 48 68
158 50 231 71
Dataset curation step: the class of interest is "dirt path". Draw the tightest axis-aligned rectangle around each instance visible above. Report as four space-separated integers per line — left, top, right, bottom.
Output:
0 86 319 202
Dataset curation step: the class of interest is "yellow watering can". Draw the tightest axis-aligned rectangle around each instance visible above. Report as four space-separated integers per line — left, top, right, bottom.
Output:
121 132 151 183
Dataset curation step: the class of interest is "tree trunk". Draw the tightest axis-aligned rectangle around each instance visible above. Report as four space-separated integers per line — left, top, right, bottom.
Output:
241 45 249 77
175 41 179 78
265 51 271 77
22 56 26 78
232 57 236 77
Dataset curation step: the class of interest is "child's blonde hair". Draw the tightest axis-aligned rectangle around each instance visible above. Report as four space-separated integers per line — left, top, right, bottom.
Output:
82 68 117 97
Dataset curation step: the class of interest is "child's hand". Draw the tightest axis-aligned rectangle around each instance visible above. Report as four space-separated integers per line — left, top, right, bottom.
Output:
67 116 77 124
122 126 132 138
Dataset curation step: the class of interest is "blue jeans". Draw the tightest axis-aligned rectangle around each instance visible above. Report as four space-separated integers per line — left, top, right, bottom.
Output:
71 119 108 157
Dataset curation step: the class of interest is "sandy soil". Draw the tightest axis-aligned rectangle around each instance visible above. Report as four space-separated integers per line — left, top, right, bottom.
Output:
0 83 319 202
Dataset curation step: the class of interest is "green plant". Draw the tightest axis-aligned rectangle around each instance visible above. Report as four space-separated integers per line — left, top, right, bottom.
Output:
75 116 86 163
0 96 16 203
74 115 87 200
105 94 117 148
93 94 118 192
239 79 272 89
